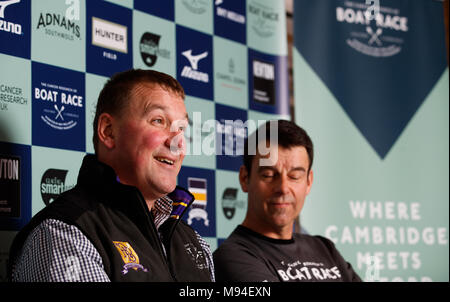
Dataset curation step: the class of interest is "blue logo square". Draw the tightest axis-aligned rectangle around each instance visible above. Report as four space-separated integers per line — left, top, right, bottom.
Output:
176 25 213 101
134 0 174 21
0 142 31 231
215 104 248 172
86 0 132 77
32 62 86 152
0 0 31 59
214 0 246 44
178 166 216 238
248 48 290 115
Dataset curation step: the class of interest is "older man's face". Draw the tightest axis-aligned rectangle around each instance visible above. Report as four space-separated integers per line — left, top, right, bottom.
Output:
111 83 188 202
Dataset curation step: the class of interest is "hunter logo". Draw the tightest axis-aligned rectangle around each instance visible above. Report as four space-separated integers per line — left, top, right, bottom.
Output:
336 1 408 57
36 11 81 41
181 49 209 83
0 0 21 35
40 168 70 206
92 17 127 53
248 0 278 38
0 155 20 217
221 188 245 220
182 0 208 15
139 32 170 67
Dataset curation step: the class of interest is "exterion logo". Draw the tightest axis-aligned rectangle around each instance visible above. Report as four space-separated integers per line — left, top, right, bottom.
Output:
0 0 22 35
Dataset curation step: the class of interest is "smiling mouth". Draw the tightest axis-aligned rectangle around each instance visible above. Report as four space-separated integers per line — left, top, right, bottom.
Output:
155 157 174 166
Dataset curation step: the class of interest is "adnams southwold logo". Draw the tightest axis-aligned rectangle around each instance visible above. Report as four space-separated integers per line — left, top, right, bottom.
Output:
0 0 22 35
221 187 245 220
35 4 81 41
336 1 408 57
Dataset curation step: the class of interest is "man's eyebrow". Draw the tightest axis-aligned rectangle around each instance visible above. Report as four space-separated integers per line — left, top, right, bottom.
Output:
143 103 189 121
257 166 306 173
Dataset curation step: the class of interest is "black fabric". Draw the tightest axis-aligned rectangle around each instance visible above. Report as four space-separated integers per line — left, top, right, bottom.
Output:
8 155 212 282
213 225 362 282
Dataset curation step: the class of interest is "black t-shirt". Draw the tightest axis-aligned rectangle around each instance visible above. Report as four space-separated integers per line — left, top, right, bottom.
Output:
213 225 362 282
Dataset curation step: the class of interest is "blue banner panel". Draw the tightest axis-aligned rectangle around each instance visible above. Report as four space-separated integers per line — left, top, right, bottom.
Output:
294 0 447 159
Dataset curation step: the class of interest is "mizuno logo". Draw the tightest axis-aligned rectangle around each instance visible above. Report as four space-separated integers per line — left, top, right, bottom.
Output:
0 0 20 19
182 49 208 70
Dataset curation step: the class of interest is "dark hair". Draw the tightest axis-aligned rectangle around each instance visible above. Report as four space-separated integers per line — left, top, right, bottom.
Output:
92 69 185 153
243 120 314 175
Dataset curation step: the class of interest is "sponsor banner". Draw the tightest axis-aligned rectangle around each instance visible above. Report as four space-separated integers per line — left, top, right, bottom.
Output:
133 9 176 77
31 0 85 72
216 170 247 238
248 48 289 115
214 36 248 110
215 104 247 172
246 0 287 56
85 73 107 154
0 142 31 231
31 146 84 215
294 0 449 281
214 0 246 44
176 25 213 101
32 61 85 152
0 53 31 145
183 96 216 170
86 0 132 77
134 0 174 21
176 0 213 35
179 166 216 237
0 0 30 59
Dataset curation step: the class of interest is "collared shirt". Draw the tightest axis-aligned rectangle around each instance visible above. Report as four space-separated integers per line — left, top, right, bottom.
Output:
12 196 215 282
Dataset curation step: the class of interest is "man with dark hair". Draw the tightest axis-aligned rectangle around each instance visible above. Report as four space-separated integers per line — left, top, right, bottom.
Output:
9 69 214 282
213 120 361 282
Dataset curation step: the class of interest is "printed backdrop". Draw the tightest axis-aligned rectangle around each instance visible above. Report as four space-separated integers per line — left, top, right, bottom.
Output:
0 0 290 281
294 0 449 281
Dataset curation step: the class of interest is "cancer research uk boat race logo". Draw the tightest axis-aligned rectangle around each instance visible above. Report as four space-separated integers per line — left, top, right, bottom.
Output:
336 1 408 58
32 62 85 152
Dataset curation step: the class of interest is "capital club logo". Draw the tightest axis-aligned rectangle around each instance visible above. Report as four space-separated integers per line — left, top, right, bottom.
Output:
139 32 170 67
0 155 20 217
336 2 409 57
181 49 209 83
248 0 279 38
221 187 245 220
0 0 21 35
40 168 72 206
187 177 209 226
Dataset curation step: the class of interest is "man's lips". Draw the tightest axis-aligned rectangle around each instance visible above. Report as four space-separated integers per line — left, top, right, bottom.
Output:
154 156 176 166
